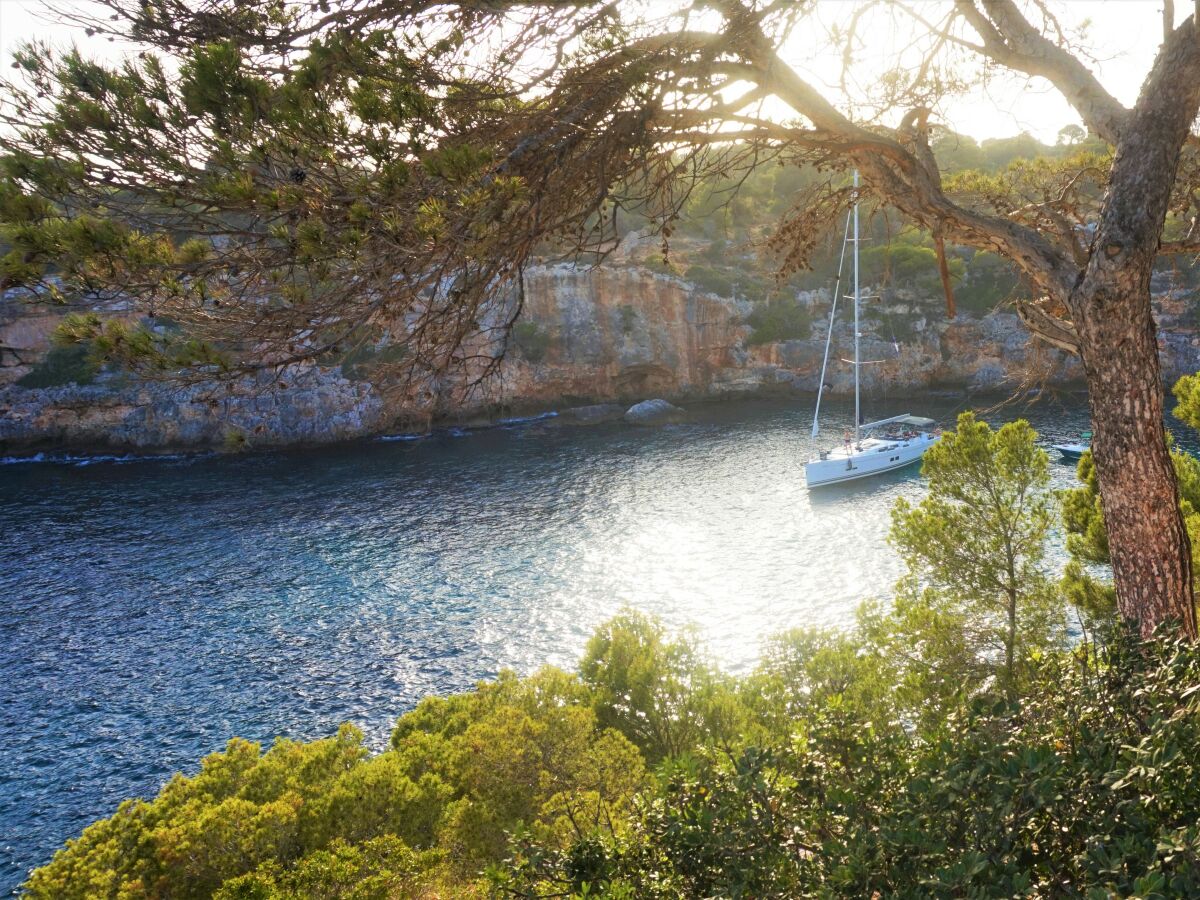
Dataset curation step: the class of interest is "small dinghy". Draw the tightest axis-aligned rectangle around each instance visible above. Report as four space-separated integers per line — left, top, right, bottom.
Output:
1051 430 1092 462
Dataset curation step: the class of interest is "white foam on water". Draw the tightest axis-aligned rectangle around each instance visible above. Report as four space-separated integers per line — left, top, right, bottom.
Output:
0 451 206 467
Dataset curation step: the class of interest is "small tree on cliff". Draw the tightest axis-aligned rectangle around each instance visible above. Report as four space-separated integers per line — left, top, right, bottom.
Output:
3 1 1200 636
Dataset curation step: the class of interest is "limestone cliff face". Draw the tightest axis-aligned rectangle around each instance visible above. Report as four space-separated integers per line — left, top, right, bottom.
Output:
0 371 385 452
2 261 1198 453
491 262 1086 403
485 263 753 405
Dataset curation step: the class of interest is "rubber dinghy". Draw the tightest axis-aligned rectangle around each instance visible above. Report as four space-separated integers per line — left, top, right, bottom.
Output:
1051 430 1092 462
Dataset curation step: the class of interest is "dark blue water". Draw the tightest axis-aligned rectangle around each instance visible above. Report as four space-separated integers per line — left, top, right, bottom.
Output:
0 394 1154 892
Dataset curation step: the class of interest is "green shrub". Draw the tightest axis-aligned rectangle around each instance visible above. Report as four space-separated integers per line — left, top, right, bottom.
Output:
27 670 645 898
684 264 734 297
511 321 552 363
956 249 1023 313
36 415 1200 899
745 297 811 344
502 632 1200 899
618 304 637 335
15 342 99 387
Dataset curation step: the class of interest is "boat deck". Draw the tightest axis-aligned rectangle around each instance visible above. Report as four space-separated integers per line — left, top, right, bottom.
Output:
818 434 926 462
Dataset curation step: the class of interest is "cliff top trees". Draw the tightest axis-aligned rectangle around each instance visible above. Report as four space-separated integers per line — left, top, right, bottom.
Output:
3 0 1200 635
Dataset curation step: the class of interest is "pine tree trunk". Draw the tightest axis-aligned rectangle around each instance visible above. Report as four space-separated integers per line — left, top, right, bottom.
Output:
1074 276 1197 638
1065 20 1200 640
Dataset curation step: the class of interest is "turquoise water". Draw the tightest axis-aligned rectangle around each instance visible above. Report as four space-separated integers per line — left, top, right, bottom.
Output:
0 394 1125 891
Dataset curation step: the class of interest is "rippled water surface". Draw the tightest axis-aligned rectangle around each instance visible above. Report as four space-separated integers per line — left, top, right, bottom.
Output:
0 394 1157 890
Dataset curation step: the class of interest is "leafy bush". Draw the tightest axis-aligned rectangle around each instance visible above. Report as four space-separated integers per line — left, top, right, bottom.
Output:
580 611 744 763
511 321 552 363
31 616 1200 898
26 670 644 898
956 249 1023 313
15 342 99 387
745 297 811 344
618 304 637 335
503 632 1200 899
889 413 1062 699
684 264 734 297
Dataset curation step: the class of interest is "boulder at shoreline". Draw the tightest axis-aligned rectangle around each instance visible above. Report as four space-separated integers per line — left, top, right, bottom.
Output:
624 399 686 425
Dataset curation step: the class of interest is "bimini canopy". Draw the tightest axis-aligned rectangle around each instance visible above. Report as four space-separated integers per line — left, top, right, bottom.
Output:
861 413 937 431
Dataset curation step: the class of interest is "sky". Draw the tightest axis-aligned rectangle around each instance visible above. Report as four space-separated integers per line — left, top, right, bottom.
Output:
0 0 1181 144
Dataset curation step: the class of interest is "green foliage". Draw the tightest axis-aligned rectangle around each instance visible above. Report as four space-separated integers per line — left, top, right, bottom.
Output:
1062 374 1200 625
28 668 644 898
860 235 962 296
617 304 637 335
890 412 1062 695
743 626 894 736
1062 449 1110 564
1174 371 1200 434
40 598 1200 898
745 297 811 345
956 249 1023 313
511 321 552 364
15 342 99 387
580 611 742 763
504 632 1200 899
213 836 441 900
683 264 734 297
52 312 228 374
388 667 645 874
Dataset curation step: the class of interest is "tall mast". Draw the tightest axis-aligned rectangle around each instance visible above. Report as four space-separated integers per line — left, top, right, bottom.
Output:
853 170 861 445
809 209 853 449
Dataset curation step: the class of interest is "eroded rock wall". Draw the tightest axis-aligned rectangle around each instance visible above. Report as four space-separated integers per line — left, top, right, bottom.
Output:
2 260 1197 453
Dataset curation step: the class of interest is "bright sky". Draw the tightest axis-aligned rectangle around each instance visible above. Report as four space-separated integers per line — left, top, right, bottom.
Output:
0 0 1180 143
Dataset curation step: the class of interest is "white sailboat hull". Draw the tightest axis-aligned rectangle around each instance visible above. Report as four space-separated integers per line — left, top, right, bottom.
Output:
805 432 939 487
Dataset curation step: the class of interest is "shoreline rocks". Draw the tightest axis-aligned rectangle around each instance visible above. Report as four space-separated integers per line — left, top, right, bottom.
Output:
623 398 686 425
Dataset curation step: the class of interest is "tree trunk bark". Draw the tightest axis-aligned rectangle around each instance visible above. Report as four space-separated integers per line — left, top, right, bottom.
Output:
1065 16 1200 640
1073 277 1197 639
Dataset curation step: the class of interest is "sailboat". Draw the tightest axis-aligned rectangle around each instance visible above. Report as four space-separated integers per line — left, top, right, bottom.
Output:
804 172 941 489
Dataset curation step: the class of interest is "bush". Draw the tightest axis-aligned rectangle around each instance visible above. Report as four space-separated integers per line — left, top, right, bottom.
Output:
26 670 645 898
31 615 1200 898
745 297 811 344
956 249 1023 313
502 632 1200 899
684 264 734 297
34 416 1200 898
511 321 552 363
15 342 99 387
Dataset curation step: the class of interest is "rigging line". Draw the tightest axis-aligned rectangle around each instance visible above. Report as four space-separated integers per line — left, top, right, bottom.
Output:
810 205 854 451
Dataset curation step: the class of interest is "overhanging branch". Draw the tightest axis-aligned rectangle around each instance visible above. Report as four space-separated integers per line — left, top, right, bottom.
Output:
1016 300 1080 355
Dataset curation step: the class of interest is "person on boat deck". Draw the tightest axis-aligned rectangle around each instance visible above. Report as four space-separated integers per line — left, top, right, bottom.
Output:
843 427 852 452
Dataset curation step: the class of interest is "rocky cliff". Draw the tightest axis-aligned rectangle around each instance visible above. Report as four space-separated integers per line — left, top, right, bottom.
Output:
3 245 1198 453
